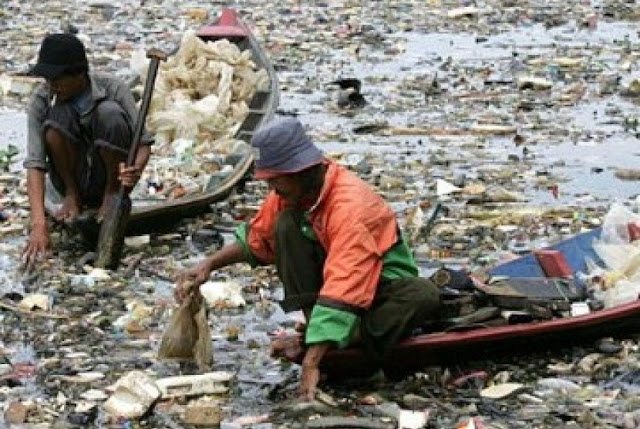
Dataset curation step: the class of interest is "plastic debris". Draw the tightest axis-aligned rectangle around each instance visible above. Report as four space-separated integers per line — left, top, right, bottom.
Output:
103 371 161 420
480 383 526 399
1 1 640 428
200 280 246 308
156 372 234 398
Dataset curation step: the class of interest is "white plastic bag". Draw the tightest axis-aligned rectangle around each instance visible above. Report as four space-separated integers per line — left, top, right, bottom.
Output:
604 279 640 308
600 203 640 244
592 204 640 307
593 203 640 274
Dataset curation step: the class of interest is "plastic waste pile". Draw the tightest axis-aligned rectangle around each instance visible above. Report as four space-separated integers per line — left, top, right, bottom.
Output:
129 31 269 200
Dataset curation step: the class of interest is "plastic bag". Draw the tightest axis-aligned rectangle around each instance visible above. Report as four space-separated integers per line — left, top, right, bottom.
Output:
158 293 213 370
604 279 640 308
599 203 640 245
129 48 148 77
593 203 640 275
591 204 640 306
193 298 213 370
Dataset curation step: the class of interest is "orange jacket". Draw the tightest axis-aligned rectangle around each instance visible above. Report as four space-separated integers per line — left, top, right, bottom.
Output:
243 160 400 310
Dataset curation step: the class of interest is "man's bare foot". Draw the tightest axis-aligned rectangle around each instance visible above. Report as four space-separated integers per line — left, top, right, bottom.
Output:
96 192 117 222
270 335 305 361
55 194 81 222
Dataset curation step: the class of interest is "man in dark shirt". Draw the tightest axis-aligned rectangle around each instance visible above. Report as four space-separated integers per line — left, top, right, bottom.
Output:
22 33 152 265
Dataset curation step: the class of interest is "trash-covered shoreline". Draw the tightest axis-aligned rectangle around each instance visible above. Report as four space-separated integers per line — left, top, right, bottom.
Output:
2 0 640 428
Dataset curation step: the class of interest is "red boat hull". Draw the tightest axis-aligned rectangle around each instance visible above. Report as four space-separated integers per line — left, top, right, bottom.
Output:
284 210 640 377
315 300 640 377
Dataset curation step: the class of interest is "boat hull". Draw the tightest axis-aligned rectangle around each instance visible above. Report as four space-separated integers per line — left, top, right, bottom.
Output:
300 227 640 377
319 300 640 378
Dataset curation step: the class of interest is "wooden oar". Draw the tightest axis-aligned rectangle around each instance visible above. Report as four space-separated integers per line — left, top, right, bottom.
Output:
95 49 166 269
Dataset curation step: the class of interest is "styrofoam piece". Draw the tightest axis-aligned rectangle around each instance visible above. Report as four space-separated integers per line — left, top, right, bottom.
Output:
103 371 161 419
156 371 234 398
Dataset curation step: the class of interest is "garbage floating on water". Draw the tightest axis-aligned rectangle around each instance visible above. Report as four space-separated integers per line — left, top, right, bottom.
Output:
156 371 234 398
2 1 640 428
103 371 161 420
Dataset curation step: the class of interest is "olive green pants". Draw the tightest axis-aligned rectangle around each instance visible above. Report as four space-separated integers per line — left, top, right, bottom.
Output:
274 209 441 363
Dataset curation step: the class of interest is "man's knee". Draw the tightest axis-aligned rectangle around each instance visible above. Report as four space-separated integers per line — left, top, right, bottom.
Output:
93 101 131 146
407 277 442 315
94 100 127 123
44 127 65 146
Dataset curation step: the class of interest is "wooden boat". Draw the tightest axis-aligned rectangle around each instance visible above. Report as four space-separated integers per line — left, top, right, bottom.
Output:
289 227 640 378
44 8 279 235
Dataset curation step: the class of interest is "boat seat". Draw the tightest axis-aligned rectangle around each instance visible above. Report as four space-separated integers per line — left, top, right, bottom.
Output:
241 111 266 130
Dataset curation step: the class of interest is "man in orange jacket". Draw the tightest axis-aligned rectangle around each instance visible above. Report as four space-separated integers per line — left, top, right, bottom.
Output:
176 117 440 399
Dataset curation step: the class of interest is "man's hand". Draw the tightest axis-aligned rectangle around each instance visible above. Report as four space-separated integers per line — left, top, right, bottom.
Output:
300 362 321 401
118 162 143 188
174 260 213 303
269 335 304 360
21 223 50 270
299 343 331 400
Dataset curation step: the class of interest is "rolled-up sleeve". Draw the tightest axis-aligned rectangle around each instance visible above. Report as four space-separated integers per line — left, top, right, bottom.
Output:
305 304 358 348
234 222 260 267
23 87 49 170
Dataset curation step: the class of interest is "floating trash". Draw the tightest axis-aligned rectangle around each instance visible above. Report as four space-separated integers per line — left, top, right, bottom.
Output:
1 1 640 428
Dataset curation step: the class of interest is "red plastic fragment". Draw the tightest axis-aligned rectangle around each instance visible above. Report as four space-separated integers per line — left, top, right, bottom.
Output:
0 363 37 382
628 222 640 242
449 370 488 389
534 249 572 278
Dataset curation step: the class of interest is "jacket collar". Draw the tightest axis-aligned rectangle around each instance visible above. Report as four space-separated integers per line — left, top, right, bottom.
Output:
88 73 107 104
308 159 338 213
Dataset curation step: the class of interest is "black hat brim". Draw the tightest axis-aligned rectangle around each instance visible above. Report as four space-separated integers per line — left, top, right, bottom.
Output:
29 62 71 80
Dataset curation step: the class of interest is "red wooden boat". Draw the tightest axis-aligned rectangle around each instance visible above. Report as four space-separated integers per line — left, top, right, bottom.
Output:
287 227 640 377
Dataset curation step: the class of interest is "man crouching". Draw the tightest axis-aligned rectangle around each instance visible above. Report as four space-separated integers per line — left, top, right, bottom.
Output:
176 117 441 399
22 33 152 266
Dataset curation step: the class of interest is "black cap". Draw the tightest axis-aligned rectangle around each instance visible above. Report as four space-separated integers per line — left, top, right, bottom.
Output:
30 33 89 80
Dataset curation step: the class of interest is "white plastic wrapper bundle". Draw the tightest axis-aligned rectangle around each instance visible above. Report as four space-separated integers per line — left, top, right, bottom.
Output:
129 31 269 199
142 30 268 147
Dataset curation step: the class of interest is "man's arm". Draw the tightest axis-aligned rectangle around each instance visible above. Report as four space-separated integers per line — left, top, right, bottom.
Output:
22 168 50 264
202 241 247 272
26 168 46 227
113 77 154 144
300 343 332 400
134 144 150 172
22 86 53 265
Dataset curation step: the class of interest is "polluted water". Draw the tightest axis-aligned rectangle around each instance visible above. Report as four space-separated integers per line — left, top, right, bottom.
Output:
1 0 640 428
